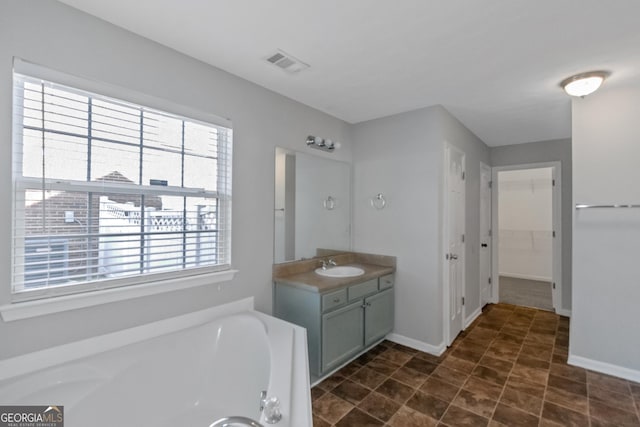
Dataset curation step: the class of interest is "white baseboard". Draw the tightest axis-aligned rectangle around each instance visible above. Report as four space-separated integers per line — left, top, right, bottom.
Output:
555 308 571 317
465 307 482 328
499 272 552 282
568 354 640 383
386 333 446 356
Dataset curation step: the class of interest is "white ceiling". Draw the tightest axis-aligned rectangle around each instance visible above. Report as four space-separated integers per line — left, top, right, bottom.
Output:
58 0 640 146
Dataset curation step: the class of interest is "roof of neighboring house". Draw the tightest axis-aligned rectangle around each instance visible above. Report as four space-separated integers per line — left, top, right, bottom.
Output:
25 171 164 217
93 171 163 209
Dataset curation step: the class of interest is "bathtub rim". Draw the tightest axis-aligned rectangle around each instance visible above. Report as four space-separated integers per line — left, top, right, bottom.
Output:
0 297 255 381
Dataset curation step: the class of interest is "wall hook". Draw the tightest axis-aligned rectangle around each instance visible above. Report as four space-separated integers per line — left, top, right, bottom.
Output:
371 193 386 210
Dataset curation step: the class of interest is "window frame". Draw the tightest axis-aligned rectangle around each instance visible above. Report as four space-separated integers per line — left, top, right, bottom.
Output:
7 59 235 310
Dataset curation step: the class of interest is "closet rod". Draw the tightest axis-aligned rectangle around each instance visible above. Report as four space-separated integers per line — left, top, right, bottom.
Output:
575 204 640 209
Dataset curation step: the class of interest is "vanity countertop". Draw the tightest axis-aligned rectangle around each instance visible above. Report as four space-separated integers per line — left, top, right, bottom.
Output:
274 262 394 293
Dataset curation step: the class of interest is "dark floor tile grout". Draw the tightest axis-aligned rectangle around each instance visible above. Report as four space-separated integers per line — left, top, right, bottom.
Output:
312 303 640 427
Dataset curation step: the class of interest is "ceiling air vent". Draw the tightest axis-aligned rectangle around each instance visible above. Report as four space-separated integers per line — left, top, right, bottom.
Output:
265 49 309 73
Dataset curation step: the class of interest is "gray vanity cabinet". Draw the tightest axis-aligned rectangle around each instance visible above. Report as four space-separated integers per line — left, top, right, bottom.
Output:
273 273 394 377
322 300 364 372
364 288 394 346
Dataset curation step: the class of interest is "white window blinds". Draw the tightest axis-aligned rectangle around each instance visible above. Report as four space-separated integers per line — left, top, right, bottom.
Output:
12 72 233 301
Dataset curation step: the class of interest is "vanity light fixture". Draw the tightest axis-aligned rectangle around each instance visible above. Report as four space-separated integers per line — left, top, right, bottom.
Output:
306 135 336 153
560 71 609 97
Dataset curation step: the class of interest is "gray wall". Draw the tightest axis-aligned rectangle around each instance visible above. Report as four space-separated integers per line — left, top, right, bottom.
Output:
352 105 489 349
571 82 640 375
0 0 352 359
0 1 581 362
490 139 572 312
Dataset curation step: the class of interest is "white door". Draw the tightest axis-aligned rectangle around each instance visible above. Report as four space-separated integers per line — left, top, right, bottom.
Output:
479 163 492 305
446 145 465 345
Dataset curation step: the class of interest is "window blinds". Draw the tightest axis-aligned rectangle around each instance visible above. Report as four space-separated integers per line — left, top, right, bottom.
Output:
12 72 233 301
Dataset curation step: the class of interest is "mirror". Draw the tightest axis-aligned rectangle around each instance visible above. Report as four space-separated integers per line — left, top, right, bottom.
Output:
274 147 351 263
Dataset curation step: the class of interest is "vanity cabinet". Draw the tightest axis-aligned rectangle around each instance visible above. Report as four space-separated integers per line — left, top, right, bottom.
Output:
274 273 394 377
364 287 394 346
322 300 364 372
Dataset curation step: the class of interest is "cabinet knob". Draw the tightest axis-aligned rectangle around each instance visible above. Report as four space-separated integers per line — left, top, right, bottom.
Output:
333 297 340 303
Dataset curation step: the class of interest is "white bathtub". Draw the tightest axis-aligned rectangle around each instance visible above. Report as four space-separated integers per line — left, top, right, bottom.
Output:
0 298 312 427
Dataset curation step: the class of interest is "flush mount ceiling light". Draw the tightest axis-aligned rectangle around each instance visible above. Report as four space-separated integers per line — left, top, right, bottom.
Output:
560 71 609 97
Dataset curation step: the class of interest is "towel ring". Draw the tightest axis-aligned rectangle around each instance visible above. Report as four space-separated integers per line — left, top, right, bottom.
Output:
371 193 386 210
323 196 336 210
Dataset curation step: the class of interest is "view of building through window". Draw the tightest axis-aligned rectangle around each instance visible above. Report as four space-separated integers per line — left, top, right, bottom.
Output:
13 74 232 297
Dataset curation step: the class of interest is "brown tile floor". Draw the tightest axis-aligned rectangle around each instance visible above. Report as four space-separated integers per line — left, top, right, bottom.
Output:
311 303 640 426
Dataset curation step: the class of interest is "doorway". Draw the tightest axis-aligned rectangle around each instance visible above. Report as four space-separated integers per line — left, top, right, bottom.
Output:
491 163 562 312
443 143 465 345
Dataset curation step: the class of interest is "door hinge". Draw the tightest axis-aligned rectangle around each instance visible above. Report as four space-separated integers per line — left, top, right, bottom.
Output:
445 253 449 260
488 180 492 189
552 179 556 186
462 171 465 180
462 297 465 305
488 277 492 284
552 282 556 289
488 229 492 237
461 234 465 243
552 230 556 238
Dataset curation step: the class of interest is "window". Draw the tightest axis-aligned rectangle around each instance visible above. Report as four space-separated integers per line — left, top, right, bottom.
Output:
12 71 232 301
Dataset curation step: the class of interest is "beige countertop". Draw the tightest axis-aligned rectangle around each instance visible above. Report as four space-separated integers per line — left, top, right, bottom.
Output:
274 263 395 293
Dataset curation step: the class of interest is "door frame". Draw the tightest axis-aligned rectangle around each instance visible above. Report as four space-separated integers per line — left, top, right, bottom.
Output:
491 162 562 311
442 142 466 346
479 162 493 307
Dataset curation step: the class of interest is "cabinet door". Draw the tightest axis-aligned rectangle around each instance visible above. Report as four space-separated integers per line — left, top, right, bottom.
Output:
364 288 394 346
322 300 364 373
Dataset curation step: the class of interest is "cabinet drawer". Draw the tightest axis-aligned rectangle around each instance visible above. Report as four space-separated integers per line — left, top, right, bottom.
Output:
322 289 347 312
379 274 394 290
348 279 378 301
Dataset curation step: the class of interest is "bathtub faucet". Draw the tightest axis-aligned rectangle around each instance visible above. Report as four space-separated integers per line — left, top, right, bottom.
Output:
260 391 282 424
209 416 263 427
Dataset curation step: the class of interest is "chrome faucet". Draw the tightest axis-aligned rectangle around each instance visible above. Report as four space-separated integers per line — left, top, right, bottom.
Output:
320 258 338 270
259 390 282 424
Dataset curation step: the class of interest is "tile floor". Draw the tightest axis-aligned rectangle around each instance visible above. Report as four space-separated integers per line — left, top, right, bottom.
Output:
499 276 553 312
311 303 640 426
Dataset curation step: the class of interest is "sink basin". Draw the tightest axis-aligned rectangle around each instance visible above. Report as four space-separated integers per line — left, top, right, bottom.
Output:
314 266 365 278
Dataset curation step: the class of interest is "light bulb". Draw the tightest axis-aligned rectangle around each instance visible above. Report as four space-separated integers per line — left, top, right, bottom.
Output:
560 71 608 97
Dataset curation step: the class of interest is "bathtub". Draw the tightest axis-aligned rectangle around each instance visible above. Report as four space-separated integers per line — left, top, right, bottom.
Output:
0 297 312 427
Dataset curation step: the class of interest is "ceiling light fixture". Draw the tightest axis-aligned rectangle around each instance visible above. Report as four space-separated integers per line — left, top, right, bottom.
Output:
560 71 609 97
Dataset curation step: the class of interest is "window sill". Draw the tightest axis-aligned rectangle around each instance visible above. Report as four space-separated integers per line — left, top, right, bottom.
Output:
0 269 238 322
